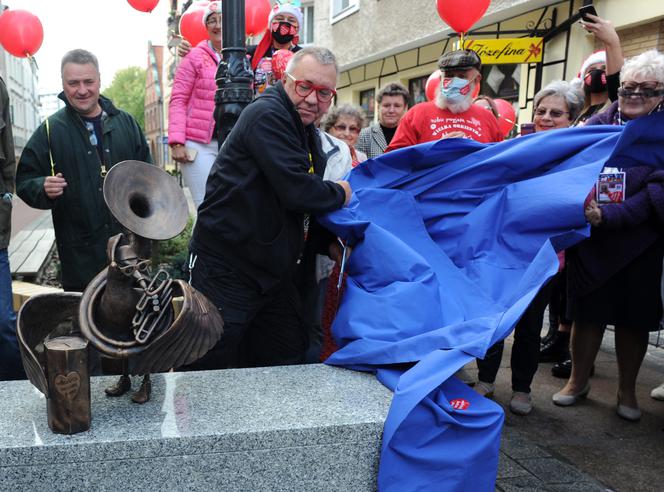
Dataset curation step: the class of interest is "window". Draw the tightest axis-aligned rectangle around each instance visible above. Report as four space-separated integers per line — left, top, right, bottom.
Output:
408 76 429 106
300 3 314 45
480 64 520 101
359 88 375 122
330 0 359 24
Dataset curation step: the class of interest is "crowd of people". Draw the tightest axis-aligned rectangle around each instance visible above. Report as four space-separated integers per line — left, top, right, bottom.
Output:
0 3 663 427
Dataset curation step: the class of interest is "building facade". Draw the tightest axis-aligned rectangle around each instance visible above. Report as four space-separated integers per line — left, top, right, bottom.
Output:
310 0 664 125
145 42 166 168
38 92 65 122
0 50 40 160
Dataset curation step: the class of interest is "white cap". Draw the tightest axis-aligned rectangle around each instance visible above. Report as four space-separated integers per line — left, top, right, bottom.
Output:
202 1 222 26
268 1 303 28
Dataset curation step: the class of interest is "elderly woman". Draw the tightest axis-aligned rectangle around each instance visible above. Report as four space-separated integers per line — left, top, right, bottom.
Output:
532 80 584 132
553 50 664 421
474 81 583 415
322 104 368 166
168 2 222 211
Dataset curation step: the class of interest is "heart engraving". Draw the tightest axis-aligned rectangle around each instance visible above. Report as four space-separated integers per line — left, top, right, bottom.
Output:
54 372 81 401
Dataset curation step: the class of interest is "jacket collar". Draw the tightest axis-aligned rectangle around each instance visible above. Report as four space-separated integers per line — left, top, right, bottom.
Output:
371 122 388 148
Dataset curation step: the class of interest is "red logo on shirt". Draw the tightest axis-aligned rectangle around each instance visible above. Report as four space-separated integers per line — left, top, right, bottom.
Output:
450 398 470 410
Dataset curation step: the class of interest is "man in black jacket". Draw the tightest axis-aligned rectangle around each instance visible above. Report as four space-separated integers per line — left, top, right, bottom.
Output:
189 46 351 369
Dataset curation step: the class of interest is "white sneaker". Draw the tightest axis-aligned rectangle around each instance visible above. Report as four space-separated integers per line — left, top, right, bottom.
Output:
474 381 495 398
454 367 475 386
650 382 664 401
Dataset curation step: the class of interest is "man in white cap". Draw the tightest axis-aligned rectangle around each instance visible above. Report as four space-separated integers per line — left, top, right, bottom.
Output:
386 49 503 151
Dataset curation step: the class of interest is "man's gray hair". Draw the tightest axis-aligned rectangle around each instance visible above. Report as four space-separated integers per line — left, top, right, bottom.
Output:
321 104 366 132
61 49 100 76
285 46 338 75
534 80 584 122
620 49 664 86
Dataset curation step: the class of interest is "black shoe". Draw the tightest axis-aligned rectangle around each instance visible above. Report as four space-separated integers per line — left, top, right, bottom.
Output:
551 359 595 379
539 331 570 363
551 359 571 378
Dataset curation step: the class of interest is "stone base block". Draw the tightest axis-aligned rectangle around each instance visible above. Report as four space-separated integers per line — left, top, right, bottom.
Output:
0 364 392 491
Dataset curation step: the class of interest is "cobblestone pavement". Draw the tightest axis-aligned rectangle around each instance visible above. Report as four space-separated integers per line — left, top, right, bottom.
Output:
472 327 664 492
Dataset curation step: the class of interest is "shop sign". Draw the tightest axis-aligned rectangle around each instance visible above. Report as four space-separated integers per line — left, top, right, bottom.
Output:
460 38 544 64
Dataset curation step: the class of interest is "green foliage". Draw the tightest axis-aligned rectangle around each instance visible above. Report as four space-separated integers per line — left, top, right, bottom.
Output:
103 67 147 131
152 217 194 280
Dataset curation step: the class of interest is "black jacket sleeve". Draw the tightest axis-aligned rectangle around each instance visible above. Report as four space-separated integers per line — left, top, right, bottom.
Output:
242 105 346 214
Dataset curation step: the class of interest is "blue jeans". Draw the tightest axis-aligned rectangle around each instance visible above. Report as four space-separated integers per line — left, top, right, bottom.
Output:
0 249 25 380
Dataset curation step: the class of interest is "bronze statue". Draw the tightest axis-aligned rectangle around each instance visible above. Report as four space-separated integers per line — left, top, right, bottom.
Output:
17 161 224 432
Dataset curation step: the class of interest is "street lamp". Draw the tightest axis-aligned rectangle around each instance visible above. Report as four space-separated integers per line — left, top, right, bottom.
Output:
214 0 254 147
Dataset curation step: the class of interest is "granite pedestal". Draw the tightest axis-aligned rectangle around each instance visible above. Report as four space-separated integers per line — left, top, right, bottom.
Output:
0 364 392 491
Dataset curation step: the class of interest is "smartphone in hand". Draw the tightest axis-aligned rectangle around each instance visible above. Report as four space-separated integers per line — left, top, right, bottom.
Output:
185 147 198 162
579 4 597 22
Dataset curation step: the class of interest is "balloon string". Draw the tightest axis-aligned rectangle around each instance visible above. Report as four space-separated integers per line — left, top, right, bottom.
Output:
26 52 39 70
460 31 465 48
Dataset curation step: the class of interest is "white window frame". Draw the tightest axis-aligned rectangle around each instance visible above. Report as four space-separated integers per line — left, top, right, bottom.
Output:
300 2 315 46
330 0 359 25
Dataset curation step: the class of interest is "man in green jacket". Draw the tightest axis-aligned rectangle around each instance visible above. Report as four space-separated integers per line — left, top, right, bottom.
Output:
17 49 152 291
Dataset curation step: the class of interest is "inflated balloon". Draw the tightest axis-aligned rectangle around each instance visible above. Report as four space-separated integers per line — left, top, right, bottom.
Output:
436 0 490 33
494 98 517 136
245 0 271 37
425 70 441 101
179 2 209 46
272 49 294 81
0 12 8 46
0 9 44 58
127 0 160 13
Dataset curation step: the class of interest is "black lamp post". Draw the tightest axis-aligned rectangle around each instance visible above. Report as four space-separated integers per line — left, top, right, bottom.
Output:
214 0 254 147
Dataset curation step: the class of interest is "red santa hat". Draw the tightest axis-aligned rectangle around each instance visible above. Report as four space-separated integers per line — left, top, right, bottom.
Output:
578 50 607 77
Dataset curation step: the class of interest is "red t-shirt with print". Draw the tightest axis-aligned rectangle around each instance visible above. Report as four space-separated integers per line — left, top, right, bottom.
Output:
386 101 503 152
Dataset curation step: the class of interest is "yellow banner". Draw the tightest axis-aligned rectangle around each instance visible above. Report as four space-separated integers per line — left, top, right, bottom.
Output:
460 38 544 64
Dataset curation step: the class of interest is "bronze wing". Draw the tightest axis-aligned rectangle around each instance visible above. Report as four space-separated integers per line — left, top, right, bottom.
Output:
17 292 83 396
130 280 224 375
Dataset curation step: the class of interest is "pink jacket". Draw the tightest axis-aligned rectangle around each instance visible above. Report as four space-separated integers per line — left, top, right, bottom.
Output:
168 41 219 145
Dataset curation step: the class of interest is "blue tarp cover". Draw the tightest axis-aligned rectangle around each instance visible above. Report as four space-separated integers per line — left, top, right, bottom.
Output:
320 111 664 491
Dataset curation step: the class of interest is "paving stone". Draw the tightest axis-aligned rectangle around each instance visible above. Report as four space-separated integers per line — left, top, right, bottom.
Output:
517 457 590 484
547 482 613 492
498 454 531 479
495 474 546 491
501 427 551 459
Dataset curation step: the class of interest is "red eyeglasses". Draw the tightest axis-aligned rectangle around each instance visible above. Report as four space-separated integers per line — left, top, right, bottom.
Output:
286 73 336 103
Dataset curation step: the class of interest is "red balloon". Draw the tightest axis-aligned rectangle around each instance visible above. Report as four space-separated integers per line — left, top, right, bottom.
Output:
180 3 209 47
272 50 294 81
245 0 271 37
494 98 517 137
425 70 441 101
0 10 44 58
127 0 160 13
436 0 490 33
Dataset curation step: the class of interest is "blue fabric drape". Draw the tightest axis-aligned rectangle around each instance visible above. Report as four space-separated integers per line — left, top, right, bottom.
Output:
320 111 664 491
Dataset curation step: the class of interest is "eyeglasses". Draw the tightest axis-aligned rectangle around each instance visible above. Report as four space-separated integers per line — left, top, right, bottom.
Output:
534 108 569 118
206 18 221 26
619 81 664 99
333 123 360 134
286 73 336 103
